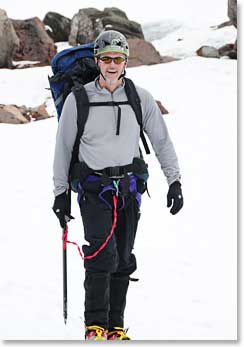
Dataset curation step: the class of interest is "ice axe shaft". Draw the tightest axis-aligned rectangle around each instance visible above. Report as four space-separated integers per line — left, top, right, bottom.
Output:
63 225 68 324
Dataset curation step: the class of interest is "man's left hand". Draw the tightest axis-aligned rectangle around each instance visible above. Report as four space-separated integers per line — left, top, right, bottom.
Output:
167 181 183 215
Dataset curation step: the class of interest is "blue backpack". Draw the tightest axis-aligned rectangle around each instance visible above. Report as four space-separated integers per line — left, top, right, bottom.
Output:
48 43 150 174
49 43 99 119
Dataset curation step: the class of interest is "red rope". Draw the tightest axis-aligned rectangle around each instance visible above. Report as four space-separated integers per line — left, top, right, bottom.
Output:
62 195 118 260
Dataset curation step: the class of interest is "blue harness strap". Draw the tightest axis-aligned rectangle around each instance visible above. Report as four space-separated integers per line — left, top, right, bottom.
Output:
77 174 141 209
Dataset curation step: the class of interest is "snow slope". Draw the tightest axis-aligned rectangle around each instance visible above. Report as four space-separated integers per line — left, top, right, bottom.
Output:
0 55 237 340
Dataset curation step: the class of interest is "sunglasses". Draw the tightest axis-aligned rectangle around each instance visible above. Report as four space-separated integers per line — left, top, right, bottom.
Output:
98 56 126 64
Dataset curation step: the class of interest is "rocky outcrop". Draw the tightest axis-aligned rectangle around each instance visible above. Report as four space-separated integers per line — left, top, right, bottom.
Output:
69 7 144 45
12 17 57 64
0 9 19 68
43 12 71 42
127 38 162 67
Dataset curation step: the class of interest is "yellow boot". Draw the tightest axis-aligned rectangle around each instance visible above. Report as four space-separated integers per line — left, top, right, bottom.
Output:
107 327 131 340
85 325 108 340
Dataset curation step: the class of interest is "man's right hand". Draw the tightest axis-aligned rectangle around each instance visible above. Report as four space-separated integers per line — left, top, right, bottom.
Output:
52 191 74 228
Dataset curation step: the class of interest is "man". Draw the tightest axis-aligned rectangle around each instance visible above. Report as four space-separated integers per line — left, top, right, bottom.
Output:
53 30 183 340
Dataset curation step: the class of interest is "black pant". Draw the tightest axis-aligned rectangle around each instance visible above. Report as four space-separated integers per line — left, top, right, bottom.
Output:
79 185 141 330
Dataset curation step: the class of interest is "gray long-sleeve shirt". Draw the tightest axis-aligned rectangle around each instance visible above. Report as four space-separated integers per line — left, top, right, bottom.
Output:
53 78 181 196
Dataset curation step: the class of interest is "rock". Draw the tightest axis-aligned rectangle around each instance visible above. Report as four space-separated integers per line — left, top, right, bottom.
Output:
155 100 169 114
12 17 57 64
0 103 53 124
31 104 51 120
102 15 144 39
69 7 144 45
218 43 235 57
103 7 128 19
127 38 162 67
69 9 97 45
160 56 179 63
227 0 237 59
0 9 19 68
196 45 220 58
43 12 71 42
228 0 237 28
0 105 29 124
18 105 32 121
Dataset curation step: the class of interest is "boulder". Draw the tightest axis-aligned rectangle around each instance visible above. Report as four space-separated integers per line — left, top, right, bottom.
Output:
12 17 57 64
196 45 220 58
101 16 143 39
103 7 128 19
218 43 235 57
43 12 71 42
127 38 162 67
155 100 169 114
160 56 179 63
228 0 237 28
69 7 144 45
31 103 52 120
0 103 53 124
227 0 237 59
0 9 19 68
69 9 99 45
0 105 28 124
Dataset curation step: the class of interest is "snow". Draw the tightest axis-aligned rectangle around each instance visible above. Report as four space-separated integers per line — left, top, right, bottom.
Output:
0 0 238 343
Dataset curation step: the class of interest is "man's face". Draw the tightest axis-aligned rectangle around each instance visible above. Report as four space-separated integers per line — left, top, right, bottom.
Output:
96 52 128 85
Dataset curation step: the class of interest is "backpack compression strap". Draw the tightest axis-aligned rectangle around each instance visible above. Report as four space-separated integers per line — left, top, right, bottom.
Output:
124 78 150 154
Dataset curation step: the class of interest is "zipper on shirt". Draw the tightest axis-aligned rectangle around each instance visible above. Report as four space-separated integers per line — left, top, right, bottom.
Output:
111 92 121 136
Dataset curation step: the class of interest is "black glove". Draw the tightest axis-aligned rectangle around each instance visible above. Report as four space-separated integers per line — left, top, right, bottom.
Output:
53 191 74 228
167 181 183 215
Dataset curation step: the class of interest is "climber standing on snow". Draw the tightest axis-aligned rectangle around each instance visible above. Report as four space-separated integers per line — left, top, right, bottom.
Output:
52 30 183 340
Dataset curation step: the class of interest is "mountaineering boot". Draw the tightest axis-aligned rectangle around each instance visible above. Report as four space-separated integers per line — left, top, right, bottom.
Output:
107 327 131 340
85 325 108 340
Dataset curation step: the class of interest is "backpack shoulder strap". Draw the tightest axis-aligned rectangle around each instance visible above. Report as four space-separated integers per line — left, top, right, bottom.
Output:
124 78 150 154
68 83 89 175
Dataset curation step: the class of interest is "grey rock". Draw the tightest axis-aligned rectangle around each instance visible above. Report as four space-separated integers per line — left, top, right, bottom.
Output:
228 0 237 28
0 9 19 68
69 7 144 46
43 12 71 42
101 15 144 39
69 9 95 45
103 7 128 19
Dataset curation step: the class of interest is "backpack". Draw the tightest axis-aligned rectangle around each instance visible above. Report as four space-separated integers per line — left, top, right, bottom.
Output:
48 43 150 174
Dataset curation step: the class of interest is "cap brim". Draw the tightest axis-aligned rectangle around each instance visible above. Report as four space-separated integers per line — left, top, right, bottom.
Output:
95 46 128 56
